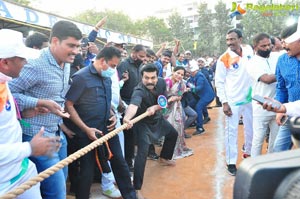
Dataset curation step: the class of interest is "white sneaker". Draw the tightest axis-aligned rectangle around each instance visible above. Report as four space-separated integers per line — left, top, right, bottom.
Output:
102 186 121 198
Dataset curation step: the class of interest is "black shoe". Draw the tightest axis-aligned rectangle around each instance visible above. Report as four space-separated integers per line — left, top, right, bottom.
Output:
192 128 205 136
147 153 159 160
203 117 211 124
189 122 197 128
227 164 237 176
184 133 192 139
239 119 243 125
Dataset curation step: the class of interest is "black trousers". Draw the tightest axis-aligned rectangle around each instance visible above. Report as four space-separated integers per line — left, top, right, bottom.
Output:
72 134 136 199
123 128 135 167
133 118 178 190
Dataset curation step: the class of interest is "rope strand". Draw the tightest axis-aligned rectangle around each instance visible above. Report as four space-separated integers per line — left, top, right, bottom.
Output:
0 111 149 199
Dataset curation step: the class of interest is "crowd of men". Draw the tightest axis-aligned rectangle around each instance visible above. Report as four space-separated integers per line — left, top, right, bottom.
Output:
1 15 300 199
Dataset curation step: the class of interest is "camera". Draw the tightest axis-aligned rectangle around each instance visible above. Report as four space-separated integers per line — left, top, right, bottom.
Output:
234 116 300 199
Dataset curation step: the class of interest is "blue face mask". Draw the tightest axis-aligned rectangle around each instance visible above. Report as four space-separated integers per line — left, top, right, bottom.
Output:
101 67 115 78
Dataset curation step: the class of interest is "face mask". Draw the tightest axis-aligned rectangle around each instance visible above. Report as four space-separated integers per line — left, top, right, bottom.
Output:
135 59 143 66
101 67 115 78
257 49 271 58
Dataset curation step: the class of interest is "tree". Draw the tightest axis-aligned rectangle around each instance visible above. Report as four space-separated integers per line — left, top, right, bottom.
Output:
167 12 187 39
72 10 134 35
167 11 191 53
140 16 171 49
196 3 214 56
72 10 170 50
213 1 231 55
238 0 300 44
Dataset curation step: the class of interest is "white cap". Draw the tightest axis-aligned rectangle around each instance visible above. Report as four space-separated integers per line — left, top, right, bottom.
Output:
0 29 40 59
206 57 214 65
197 57 206 63
185 50 192 55
284 17 300 43
190 60 199 72
107 34 126 44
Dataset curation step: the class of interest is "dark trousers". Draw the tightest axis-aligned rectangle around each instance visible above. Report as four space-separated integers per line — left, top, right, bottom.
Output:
148 144 156 155
190 98 213 129
73 134 136 199
123 127 135 167
66 135 79 193
133 119 178 190
183 106 197 130
203 107 209 118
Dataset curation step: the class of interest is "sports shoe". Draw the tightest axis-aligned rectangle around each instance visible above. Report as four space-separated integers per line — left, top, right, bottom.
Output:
147 153 159 160
242 153 251 159
203 117 211 124
227 164 237 176
189 122 197 128
239 118 243 125
192 128 205 136
182 148 194 157
102 186 122 198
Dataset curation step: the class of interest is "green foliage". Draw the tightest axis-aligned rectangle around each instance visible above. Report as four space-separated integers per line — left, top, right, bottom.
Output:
70 0 300 56
142 16 171 46
72 10 170 48
240 0 294 45
167 12 191 52
195 3 215 56
72 10 133 35
213 1 231 55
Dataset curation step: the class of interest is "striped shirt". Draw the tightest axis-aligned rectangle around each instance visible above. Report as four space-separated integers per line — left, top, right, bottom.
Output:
9 48 70 136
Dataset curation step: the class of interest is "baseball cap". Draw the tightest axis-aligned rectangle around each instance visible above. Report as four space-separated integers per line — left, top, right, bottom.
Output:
0 29 40 59
190 60 199 72
206 57 214 65
185 50 192 55
197 57 206 63
284 17 300 43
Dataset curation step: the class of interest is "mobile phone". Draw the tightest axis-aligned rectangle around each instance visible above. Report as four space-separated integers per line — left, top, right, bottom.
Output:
280 115 289 125
252 95 267 104
252 95 281 109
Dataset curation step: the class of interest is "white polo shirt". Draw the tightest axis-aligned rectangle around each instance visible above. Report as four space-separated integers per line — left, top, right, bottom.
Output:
246 54 278 117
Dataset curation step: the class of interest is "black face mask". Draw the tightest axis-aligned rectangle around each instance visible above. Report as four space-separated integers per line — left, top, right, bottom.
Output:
257 49 271 58
135 59 143 66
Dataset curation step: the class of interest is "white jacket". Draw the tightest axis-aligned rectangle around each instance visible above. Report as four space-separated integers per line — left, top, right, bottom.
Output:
215 45 253 105
0 72 32 185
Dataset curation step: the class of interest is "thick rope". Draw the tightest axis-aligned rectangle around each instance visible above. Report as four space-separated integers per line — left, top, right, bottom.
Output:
0 111 149 199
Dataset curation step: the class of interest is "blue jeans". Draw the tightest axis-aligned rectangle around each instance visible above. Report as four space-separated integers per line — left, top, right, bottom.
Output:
273 124 292 152
23 131 67 199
